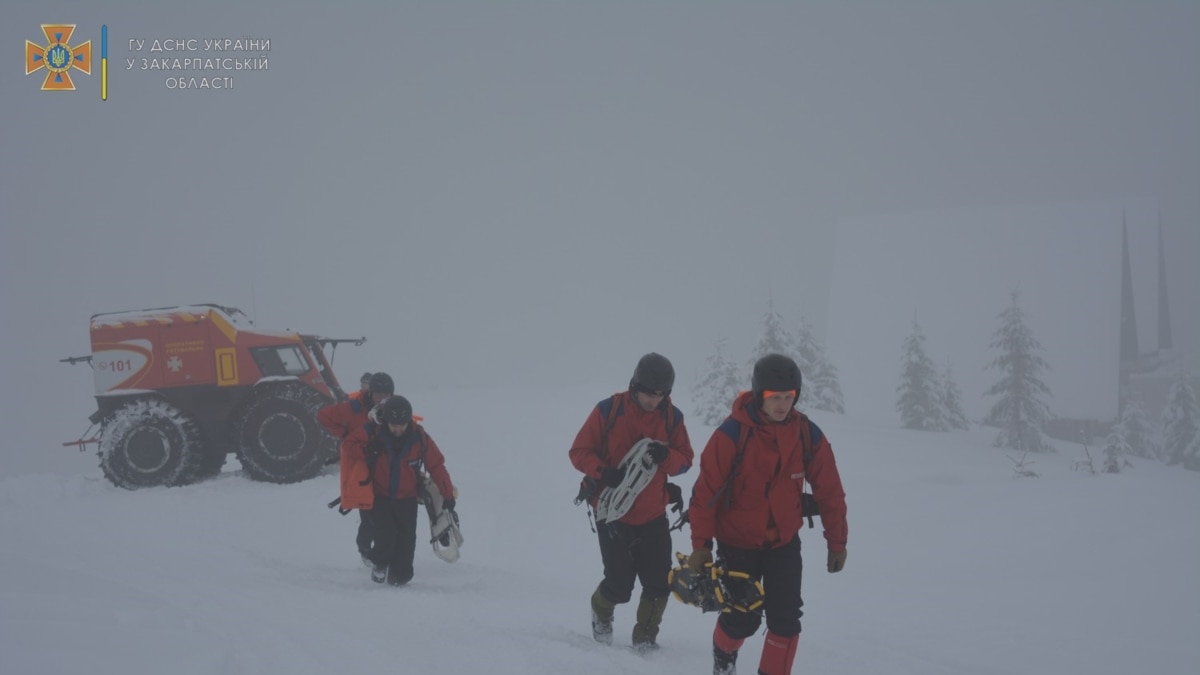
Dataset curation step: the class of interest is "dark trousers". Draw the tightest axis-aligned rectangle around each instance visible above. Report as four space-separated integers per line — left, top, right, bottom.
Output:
367 497 419 586
356 510 374 556
716 535 804 639
596 515 672 604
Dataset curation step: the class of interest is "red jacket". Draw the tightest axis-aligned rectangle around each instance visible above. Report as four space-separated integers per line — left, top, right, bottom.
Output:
689 391 847 553
341 421 454 510
569 391 695 526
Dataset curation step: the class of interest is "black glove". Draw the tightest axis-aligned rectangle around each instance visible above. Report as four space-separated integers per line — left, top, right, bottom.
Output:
665 482 684 513
601 467 625 488
442 497 456 512
647 441 668 464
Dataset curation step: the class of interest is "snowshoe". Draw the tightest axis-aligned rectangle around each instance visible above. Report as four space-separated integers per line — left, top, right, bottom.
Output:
668 552 765 614
594 438 659 525
418 474 463 563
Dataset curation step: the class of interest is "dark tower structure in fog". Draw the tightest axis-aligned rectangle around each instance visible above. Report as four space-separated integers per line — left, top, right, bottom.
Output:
1157 213 1172 352
1118 210 1176 419
1119 214 1139 365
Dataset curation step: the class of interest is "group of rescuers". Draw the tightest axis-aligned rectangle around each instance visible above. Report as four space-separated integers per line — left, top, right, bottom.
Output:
318 353 848 675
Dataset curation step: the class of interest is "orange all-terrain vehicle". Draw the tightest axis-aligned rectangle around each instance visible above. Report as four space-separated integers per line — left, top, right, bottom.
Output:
62 304 365 489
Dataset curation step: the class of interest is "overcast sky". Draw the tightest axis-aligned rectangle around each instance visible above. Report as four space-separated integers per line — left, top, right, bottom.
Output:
3 3 1197 465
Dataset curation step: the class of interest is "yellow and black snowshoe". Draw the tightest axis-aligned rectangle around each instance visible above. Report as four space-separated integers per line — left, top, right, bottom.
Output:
668 552 765 614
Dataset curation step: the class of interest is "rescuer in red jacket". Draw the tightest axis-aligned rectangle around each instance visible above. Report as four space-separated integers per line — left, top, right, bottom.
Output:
569 352 695 650
318 372 394 565
341 394 455 586
687 354 848 675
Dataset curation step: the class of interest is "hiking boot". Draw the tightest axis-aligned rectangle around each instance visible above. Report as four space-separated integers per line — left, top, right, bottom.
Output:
631 594 668 650
370 565 387 584
713 643 738 675
590 585 615 646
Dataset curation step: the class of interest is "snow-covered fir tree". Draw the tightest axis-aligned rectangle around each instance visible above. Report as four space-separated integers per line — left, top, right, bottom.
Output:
1115 391 1160 460
746 298 844 413
749 297 801 362
1161 375 1200 470
896 319 945 431
982 291 1054 452
749 297 805 380
939 362 971 430
1102 430 1132 474
693 337 745 426
794 315 845 414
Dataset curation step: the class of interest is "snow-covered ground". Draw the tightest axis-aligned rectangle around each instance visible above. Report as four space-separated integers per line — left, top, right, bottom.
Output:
2 384 1197 675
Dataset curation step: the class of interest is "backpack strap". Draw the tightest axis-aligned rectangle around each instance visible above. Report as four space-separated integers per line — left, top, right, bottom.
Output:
707 419 752 510
597 394 623 464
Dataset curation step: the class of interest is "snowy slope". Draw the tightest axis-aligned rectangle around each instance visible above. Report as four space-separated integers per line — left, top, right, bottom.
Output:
2 384 1197 675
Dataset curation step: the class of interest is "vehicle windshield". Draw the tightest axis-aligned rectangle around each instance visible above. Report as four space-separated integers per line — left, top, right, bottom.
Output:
306 341 344 397
250 345 312 378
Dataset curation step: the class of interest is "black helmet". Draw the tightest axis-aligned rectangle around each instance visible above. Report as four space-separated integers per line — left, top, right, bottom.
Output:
629 352 674 396
378 395 412 426
752 354 802 406
368 372 395 395
360 372 373 386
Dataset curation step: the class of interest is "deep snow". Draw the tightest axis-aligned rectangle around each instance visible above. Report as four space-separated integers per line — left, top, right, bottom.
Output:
2 383 1197 675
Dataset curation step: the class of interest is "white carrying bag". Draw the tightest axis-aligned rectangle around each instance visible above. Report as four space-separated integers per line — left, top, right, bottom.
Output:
594 438 660 525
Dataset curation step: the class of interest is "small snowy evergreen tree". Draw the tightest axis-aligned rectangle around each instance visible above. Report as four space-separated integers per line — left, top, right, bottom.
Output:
1161 375 1200 470
794 316 845 414
896 319 945 431
1102 430 1132 473
693 337 745 426
746 299 844 414
1116 391 1160 460
748 297 805 393
748 297 803 367
939 362 971 430
982 291 1054 452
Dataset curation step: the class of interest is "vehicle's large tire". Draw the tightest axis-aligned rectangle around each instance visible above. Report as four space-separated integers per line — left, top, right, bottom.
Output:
98 398 207 489
232 383 335 484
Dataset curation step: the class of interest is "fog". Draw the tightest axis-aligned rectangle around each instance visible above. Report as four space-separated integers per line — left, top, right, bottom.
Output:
3 3 1198 476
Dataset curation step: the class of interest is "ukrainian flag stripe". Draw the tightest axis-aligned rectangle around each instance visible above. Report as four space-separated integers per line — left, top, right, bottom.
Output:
101 25 107 101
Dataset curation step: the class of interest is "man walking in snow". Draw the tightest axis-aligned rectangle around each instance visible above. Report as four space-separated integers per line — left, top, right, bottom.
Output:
319 372 394 566
686 354 848 675
569 353 695 649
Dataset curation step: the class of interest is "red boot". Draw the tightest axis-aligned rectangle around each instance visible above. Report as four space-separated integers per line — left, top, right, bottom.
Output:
713 623 744 675
757 630 799 675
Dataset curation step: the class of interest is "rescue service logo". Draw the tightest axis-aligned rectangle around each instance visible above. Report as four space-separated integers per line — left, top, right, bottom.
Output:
25 24 92 91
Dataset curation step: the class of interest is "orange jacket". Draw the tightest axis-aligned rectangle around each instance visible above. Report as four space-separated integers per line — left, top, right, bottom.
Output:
317 390 372 440
569 391 694 526
689 391 847 553
322 392 376 509
341 421 454 509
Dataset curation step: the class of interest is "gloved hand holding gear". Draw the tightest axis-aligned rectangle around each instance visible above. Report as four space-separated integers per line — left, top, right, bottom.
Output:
687 547 713 572
441 497 456 512
647 441 668 464
827 549 847 573
665 482 684 513
601 467 626 488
